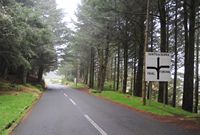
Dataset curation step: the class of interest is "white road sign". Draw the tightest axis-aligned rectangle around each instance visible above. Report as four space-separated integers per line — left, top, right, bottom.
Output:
145 52 171 82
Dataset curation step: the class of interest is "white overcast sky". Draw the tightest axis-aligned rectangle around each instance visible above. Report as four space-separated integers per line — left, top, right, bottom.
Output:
45 1 81 79
56 0 81 23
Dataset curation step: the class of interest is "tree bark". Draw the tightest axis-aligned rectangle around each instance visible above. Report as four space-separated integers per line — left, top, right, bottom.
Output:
84 64 88 84
3 65 8 80
150 11 154 52
194 27 199 113
135 17 145 97
135 41 144 97
147 13 154 100
89 47 95 88
182 0 196 112
130 58 134 95
133 50 137 95
37 65 44 82
97 49 103 90
0 60 8 79
116 45 120 91
21 66 27 84
22 70 27 84
100 43 110 91
113 55 117 90
172 0 178 107
110 57 113 81
158 0 168 104
97 33 110 92
122 41 128 93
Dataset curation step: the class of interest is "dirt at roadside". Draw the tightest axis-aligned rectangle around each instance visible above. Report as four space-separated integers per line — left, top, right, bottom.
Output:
0 84 41 96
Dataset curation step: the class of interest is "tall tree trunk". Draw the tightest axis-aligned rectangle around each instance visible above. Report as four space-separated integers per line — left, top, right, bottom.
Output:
1 60 8 79
133 50 137 96
120 55 123 87
165 3 170 105
150 12 154 52
194 27 199 113
84 64 88 84
110 57 113 81
101 43 110 91
113 55 117 90
22 70 27 84
130 58 134 95
94 70 97 88
3 65 8 80
89 47 95 88
135 47 143 97
182 0 196 112
182 0 189 110
147 12 154 100
122 41 128 93
87 67 90 85
75 55 80 86
37 65 44 82
97 49 103 90
172 0 178 107
0 59 3 76
135 17 145 97
21 66 27 84
116 44 120 91
97 34 110 91
158 0 168 104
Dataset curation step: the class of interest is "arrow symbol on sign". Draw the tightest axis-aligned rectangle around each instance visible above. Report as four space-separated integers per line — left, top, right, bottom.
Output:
147 57 170 80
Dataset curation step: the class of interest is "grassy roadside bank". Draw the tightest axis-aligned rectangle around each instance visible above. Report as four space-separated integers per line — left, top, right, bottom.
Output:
66 81 88 89
0 81 42 135
92 91 199 117
68 82 199 118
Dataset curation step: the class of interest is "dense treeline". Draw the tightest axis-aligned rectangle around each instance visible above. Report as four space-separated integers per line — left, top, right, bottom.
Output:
0 0 67 84
59 0 199 113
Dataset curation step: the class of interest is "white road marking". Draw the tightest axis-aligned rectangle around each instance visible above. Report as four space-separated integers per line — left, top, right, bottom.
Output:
84 114 107 135
64 93 68 97
64 93 77 106
69 98 77 106
63 93 107 134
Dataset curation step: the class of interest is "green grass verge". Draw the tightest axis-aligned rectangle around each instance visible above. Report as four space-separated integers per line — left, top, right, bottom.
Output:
68 82 88 89
0 93 37 134
61 79 88 89
0 80 42 135
92 90 199 117
66 81 199 118
24 83 44 91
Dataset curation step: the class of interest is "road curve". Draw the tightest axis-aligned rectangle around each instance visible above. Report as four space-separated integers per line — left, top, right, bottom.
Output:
13 84 198 135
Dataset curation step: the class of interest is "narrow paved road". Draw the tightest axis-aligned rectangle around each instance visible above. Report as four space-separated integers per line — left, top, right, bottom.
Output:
13 84 198 135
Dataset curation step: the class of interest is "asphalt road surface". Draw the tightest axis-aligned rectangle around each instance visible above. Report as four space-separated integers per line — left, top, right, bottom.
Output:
13 84 198 135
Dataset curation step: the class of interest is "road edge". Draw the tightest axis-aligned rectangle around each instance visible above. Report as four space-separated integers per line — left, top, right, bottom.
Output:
8 92 44 135
72 87 200 133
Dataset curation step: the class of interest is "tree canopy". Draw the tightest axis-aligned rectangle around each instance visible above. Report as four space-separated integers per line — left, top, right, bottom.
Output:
0 0 67 83
59 0 200 113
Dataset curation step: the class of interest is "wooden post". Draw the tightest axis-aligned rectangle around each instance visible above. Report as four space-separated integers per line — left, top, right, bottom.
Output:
143 0 150 105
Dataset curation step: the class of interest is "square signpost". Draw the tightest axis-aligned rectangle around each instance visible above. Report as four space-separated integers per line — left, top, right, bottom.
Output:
145 52 171 105
145 52 171 82
143 0 171 105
